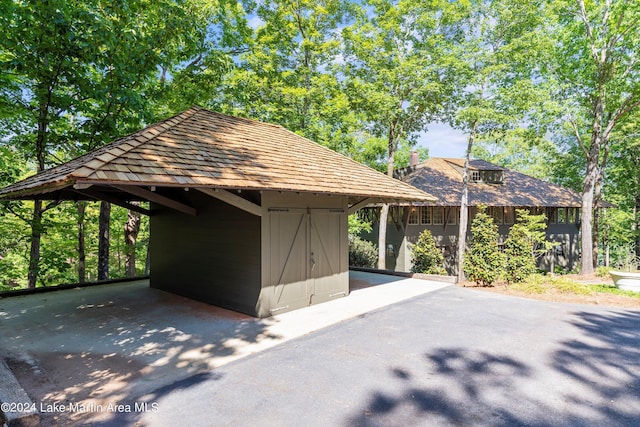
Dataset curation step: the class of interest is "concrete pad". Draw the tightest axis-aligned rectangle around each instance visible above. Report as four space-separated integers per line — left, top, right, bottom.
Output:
0 271 449 425
0 357 39 426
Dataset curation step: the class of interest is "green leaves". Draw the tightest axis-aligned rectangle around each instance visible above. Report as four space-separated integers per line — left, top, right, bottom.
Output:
0 0 246 287
343 0 470 162
503 209 551 283
411 229 446 275
463 206 503 286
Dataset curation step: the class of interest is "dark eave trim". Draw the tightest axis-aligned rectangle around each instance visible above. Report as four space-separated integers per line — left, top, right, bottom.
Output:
112 185 197 216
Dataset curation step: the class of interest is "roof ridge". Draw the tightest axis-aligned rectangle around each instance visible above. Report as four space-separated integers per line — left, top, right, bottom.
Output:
275 125 436 199
71 107 200 179
194 106 286 130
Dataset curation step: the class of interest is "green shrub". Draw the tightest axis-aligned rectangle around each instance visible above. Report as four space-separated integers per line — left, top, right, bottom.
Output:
504 209 552 283
349 236 378 268
463 206 503 286
410 229 446 274
511 274 594 295
596 266 612 278
550 276 593 295
348 214 372 235
591 284 640 298
504 226 536 283
510 274 547 294
611 244 640 272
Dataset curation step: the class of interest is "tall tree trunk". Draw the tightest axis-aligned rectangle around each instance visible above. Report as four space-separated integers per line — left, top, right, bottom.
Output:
457 121 478 283
580 86 607 275
377 204 389 269
377 133 397 270
635 199 640 266
27 200 44 288
592 159 601 269
124 206 141 277
592 204 600 269
98 201 111 280
580 157 598 275
145 240 151 275
27 100 50 288
77 201 87 283
593 168 604 269
592 144 610 269
634 154 640 268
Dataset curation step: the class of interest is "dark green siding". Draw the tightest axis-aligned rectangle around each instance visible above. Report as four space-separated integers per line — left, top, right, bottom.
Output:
149 191 261 316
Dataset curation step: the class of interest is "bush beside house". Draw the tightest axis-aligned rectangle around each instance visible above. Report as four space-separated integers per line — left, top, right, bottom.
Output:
504 210 551 283
463 206 503 286
411 229 446 274
349 236 378 268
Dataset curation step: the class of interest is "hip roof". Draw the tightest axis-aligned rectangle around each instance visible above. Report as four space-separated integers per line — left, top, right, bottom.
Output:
0 107 435 205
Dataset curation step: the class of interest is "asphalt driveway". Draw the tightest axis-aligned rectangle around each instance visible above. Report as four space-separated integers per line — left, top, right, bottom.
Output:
1 275 639 426
0 271 448 426
129 287 640 427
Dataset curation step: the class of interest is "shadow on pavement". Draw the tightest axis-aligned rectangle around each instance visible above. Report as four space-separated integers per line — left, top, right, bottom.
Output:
348 310 640 427
0 281 281 426
1 270 418 426
349 270 407 291
552 310 640 425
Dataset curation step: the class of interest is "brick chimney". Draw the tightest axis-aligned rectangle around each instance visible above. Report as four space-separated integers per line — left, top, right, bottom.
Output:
410 151 419 167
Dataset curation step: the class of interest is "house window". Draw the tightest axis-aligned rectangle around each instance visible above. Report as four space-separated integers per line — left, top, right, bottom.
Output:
490 206 503 224
530 207 544 216
548 208 557 224
470 170 504 184
433 207 444 225
557 208 566 223
447 207 457 225
504 207 514 225
421 206 432 225
568 208 577 224
408 207 419 225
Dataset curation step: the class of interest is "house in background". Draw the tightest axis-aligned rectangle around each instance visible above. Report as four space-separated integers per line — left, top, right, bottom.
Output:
0 106 434 317
360 157 583 275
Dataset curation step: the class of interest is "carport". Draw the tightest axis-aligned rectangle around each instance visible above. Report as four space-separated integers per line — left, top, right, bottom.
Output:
0 271 450 426
0 106 434 317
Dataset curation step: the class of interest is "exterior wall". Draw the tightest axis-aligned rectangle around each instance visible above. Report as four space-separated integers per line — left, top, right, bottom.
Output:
150 191 349 318
150 191 262 316
258 192 349 318
541 223 581 273
364 206 580 275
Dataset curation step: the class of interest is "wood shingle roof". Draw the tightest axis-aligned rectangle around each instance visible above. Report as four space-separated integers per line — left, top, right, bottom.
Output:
0 107 435 204
399 158 582 207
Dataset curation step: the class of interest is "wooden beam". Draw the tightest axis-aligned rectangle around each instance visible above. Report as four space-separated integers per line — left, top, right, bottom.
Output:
73 183 93 190
197 188 262 217
348 198 376 214
72 189 152 216
112 185 197 216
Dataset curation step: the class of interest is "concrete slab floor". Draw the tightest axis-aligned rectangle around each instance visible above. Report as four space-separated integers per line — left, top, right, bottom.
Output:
0 271 449 426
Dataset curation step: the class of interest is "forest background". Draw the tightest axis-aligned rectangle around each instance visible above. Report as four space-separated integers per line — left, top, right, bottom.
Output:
1 0 639 290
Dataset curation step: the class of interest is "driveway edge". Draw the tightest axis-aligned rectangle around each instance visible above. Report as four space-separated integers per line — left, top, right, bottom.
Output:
0 358 39 427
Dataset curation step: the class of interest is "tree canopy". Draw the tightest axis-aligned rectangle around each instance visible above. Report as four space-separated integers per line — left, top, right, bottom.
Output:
1 0 640 288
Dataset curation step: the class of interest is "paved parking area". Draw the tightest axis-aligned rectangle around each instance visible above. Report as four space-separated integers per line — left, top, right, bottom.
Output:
134 287 640 427
2 274 639 426
0 271 448 425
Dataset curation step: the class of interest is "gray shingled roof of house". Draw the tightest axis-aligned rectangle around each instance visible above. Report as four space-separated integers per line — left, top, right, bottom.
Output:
398 158 582 207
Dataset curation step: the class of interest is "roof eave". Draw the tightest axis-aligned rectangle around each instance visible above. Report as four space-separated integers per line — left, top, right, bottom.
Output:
0 179 436 205
0 180 75 200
